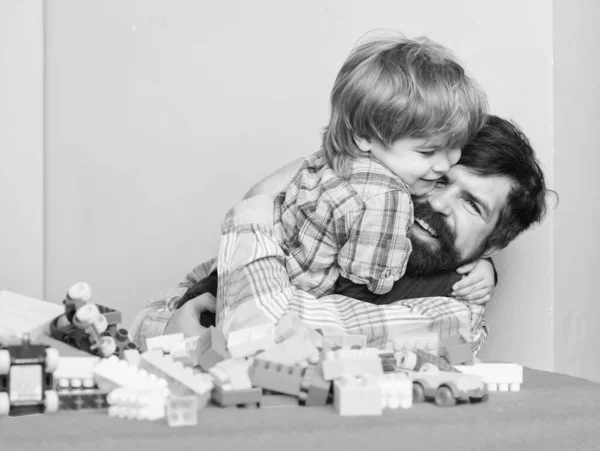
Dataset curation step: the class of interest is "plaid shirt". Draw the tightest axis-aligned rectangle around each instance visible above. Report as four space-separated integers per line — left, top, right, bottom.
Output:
215 195 488 353
276 152 413 298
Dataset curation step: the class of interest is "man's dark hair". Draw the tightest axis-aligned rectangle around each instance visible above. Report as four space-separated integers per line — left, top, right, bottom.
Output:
459 115 556 251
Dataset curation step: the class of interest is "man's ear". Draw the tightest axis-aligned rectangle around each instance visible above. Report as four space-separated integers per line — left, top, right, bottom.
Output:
353 135 372 153
481 245 502 258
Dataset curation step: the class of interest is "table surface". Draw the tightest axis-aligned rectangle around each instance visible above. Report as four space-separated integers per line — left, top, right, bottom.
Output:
1 367 600 451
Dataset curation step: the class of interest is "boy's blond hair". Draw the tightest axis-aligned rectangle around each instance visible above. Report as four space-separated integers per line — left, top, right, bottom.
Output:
323 32 489 174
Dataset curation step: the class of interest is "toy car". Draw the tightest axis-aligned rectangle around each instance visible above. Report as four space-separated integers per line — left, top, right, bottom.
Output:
0 334 60 416
398 369 488 407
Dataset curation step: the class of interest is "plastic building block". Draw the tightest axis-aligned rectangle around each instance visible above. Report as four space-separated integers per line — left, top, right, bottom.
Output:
166 395 198 427
96 304 122 326
258 333 320 366
455 363 523 392
211 386 262 408
93 355 168 392
103 325 138 358
107 386 169 421
322 334 367 349
58 389 109 410
249 359 305 396
54 356 100 383
399 369 488 407
227 323 276 358
261 393 299 408
56 376 96 390
333 374 382 416
146 334 185 354
0 334 60 417
55 356 99 391
208 359 253 390
123 349 141 367
274 312 322 346
378 373 412 409
441 335 473 365
322 347 383 381
195 327 230 371
298 362 331 407
139 350 213 405
392 332 440 356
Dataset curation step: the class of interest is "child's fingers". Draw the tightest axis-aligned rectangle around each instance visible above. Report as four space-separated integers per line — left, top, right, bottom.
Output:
456 261 478 275
457 291 492 305
452 278 485 294
453 286 491 301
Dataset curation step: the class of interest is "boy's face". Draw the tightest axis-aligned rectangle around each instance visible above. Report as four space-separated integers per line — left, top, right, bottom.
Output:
360 136 461 196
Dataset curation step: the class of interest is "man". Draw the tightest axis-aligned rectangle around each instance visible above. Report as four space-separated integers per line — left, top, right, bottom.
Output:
130 115 553 352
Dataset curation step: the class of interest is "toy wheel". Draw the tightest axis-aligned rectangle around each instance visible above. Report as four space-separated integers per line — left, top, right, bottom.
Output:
44 390 59 413
92 314 108 334
73 303 101 328
67 282 92 302
97 336 117 357
0 392 9 416
0 349 11 375
45 347 60 373
434 386 456 407
412 382 425 403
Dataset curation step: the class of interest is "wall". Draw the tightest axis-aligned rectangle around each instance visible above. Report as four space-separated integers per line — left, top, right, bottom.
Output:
553 0 600 382
40 1 556 371
0 0 44 298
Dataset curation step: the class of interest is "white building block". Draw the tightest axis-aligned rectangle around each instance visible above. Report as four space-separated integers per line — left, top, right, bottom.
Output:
334 374 382 416
146 333 185 353
455 363 523 392
322 347 383 381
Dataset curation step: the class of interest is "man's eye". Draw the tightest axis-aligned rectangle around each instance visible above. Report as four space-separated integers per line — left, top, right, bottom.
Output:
465 199 481 214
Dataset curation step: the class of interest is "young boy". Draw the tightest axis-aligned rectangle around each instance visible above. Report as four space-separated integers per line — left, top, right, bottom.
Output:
273 33 488 299
176 32 494 312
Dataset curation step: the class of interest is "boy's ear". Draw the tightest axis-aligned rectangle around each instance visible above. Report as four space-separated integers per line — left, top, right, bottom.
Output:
353 135 372 153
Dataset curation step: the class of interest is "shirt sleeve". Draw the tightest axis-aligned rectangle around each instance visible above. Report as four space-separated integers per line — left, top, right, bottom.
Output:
217 195 487 354
337 190 413 295
128 257 218 350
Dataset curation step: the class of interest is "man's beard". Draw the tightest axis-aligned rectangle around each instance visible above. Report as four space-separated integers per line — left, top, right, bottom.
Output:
405 202 464 276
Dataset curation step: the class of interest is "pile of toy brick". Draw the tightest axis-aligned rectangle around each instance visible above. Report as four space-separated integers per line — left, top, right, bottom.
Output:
0 282 523 426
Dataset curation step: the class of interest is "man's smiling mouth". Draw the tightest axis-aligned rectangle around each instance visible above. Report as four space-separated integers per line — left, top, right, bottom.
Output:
415 218 438 237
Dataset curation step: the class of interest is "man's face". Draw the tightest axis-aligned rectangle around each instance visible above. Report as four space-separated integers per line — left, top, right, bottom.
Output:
406 165 513 275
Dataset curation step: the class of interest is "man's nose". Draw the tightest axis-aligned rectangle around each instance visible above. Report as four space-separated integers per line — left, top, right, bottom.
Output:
428 191 452 216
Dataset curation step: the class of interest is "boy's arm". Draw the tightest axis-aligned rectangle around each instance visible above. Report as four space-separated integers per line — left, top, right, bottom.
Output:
217 195 488 353
337 190 413 295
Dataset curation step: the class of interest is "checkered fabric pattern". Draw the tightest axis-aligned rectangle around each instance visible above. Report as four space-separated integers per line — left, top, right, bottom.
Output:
277 152 413 298
216 195 488 353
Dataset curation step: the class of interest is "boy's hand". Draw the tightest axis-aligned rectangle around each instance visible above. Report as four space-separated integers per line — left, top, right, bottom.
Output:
243 157 304 200
163 293 216 337
451 259 496 305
